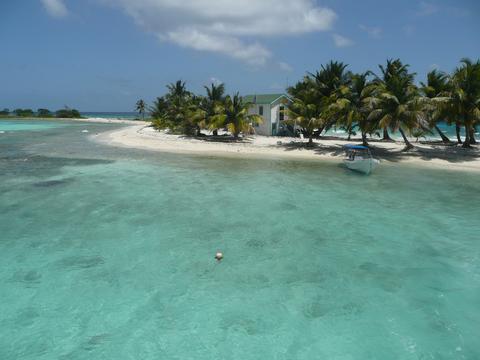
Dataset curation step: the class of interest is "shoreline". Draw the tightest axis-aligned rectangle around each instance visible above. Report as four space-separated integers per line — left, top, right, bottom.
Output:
0 116 148 125
92 124 480 172
3 117 479 172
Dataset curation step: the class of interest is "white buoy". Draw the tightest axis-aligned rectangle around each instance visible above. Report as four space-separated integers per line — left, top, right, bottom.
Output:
82 130 89 133
215 252 223 261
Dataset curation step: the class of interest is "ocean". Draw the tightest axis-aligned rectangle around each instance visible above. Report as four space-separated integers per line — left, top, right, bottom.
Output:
0 119 479 359
81 112 139 120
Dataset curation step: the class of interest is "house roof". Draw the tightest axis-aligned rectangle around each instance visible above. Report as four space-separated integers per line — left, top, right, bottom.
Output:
243 93 290 104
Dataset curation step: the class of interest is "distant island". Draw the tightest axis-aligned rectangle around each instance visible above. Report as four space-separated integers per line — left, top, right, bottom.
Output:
0 107 82 119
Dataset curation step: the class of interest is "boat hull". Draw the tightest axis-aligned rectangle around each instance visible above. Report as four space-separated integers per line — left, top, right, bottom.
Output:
343 158 380 175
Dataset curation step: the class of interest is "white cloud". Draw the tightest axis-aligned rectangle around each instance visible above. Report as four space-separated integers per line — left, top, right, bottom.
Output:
278 62 293 72
359 24 382 39
41 0 68 18
332 34 353 48
102 0 337 65
416 1 438 16
165 29 271 66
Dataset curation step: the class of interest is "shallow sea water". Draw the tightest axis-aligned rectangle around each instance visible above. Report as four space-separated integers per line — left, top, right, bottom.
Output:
1 119 479 359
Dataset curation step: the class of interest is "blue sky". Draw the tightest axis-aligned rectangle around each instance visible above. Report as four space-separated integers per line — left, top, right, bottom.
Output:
1 0 479 111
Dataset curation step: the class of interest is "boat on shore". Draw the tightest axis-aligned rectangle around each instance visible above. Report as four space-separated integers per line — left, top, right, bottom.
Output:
343 145 380 175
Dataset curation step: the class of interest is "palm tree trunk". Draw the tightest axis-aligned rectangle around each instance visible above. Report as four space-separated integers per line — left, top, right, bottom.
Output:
469 126 476 144
316 126 325 138
398 127 413 150
462 124 471 148
455 123 463 144
308 133 313 147
213 129 218 136
382 127 392 141
361 132 369 146
434 124 450 143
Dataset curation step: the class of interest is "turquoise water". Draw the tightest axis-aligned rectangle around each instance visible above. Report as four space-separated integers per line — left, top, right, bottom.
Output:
1 120 479 359
0 120 69 132
81 112 139 120
326 122 478 141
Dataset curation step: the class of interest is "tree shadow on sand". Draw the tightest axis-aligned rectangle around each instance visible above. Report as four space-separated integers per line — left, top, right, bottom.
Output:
179 134 253 144
274 138 479 164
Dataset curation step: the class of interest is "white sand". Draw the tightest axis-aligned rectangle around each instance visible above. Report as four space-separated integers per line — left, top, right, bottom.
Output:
92 124 480 172
72 117 150 125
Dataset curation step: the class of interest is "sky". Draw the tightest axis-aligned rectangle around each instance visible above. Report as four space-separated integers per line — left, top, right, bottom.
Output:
1 0 479 112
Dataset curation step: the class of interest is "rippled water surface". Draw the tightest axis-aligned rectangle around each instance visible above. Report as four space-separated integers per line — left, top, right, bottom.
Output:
1 119 479 359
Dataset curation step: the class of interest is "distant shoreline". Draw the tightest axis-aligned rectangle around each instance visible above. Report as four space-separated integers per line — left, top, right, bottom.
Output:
0 116 148 125
92 124 480 173
3 117 479 172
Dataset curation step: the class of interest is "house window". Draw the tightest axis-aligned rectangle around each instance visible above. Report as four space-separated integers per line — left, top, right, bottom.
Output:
279 106 285 121
259 105 264 116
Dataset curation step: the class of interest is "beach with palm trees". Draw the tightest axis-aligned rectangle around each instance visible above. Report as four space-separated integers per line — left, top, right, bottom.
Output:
94 123 480 172
90 57 480 172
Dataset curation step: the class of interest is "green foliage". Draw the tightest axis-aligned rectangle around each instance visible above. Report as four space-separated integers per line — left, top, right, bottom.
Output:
445 58 480 146
55 108 81 118
201 83 225 132
150 97 168 120
328 72 375 143
14 108 34 117
150 81 204 135
135 99 146 120
144 58 480 146
1 107 83 119
211 93 262 138
149 81 261 138
151 117 170 130
286 77 325 143
287 61 352 140
37 108 53 117
367 59 427 149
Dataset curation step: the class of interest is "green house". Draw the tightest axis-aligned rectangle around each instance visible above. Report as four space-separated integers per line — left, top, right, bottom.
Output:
244 93 291 136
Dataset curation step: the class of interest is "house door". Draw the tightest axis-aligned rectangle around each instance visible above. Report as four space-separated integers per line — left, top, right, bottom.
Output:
272 123 277 136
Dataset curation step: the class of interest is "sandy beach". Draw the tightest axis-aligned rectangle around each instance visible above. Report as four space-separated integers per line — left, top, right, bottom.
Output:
92 123 480 172
69 117 149 125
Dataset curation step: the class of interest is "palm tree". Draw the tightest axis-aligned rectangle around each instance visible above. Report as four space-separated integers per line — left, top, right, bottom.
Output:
310 61 351 99
150 96 168 120
444 58 480 147
369 59 427 150
420 70 452 143
211 93 262 138
135 99 146 120
329 72 374 146
374 59 413 141
165 80 191 103
150 80 202 135
202 83 225 136
286 79 326 146
309 61 352 136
